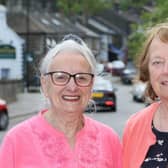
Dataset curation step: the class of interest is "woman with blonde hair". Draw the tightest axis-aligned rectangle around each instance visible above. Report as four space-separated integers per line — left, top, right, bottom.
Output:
123 22 168 168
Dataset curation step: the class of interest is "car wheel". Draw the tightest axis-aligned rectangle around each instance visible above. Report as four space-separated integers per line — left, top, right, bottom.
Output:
112 106 116 112
85 105 95 113
112 98 116 112
0 112 9 130
133 95 137 102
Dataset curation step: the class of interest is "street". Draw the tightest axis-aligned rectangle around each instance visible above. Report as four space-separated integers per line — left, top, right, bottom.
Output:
87 81 145 137
0 78 145 143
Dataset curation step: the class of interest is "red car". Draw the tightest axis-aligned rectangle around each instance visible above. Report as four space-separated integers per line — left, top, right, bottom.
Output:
0 98 9 130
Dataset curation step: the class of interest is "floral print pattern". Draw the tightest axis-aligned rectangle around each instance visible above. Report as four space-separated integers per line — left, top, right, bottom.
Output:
28 113 115 167
141 124 168 168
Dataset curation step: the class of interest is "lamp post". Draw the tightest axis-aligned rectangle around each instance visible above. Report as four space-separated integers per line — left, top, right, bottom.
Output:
26 0 30 52
25 0 30 91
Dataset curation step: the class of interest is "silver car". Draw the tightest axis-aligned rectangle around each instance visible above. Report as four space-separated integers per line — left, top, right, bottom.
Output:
131 82 147 102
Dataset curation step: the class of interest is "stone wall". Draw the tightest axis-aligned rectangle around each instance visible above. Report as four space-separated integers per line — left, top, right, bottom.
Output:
0 80 24 103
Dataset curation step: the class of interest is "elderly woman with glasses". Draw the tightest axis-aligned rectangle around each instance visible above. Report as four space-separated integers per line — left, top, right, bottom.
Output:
0 34 122 168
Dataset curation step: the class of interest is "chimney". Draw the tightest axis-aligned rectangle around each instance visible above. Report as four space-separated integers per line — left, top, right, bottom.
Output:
0 5 7 28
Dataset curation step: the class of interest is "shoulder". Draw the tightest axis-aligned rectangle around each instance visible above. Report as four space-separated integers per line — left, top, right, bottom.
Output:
123 102 160 136
2 114 39 143
127 102 159 126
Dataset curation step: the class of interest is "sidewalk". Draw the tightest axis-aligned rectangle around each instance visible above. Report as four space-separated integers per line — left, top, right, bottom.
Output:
8 92 45 118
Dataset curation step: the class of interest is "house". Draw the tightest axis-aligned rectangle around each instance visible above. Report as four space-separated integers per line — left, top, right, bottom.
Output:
7 11 100 89
75 22 100 56
86 17 120 63
94 8 141 63
0 5 24 102
0 5 24 80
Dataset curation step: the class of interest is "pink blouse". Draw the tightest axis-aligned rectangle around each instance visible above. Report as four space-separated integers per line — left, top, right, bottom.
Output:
0 110 122 168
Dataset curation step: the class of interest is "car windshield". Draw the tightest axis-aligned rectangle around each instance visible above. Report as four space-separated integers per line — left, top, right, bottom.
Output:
111 60 125 68
93 76 113 91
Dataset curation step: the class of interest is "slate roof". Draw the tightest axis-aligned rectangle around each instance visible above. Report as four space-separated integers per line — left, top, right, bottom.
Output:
7 12 43 33
87 18 116 35
7 12 83 35
96 9 141 35
75 22 99 38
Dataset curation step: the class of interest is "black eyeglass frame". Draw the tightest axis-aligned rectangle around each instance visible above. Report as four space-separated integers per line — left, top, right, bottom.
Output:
44 71 94 87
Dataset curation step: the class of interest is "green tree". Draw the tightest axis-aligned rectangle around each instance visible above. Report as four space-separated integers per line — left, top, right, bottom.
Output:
56 0 113 22
127 0 168 62
142 0 168 25
120 0 149 11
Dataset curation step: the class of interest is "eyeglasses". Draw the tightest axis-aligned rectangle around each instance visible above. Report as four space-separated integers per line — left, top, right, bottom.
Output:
62 34 83 45
44 71 94 87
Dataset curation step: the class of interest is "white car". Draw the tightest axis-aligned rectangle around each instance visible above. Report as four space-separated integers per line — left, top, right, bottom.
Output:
132 81 147 102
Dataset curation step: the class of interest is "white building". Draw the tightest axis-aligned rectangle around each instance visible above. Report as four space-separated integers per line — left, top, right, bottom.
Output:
0 5 24 80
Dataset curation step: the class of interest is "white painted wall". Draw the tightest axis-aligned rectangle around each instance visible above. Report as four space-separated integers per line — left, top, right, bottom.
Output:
0 5 24 80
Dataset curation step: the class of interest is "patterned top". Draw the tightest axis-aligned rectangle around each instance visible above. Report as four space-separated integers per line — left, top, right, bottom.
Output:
141 122 168 168
0 110 122 168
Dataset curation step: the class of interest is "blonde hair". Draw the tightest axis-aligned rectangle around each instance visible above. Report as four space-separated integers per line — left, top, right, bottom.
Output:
138 22 168 100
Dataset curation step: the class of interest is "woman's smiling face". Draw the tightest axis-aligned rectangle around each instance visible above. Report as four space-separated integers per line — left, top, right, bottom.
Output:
41 50 94 114
148 36 168 100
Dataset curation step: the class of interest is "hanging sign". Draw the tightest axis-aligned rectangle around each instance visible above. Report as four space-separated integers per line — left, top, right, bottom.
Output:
0 44 16 59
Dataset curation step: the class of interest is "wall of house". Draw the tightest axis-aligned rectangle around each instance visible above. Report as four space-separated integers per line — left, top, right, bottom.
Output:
0 5 24 80
0 5 24 102
0 80 24 103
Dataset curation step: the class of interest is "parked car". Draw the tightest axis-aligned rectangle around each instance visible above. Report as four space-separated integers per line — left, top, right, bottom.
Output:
105 60 125 76
86 76 117 112
121 68 137 84
131 81 147 102
0 98 9 130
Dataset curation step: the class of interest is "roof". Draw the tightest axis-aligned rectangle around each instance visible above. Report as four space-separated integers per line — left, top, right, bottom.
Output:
96 9 140 35
7 12 44 33
87 18 116 35
93 16 125 36
7 12 83 35
75 22 100 38
0 5 7 13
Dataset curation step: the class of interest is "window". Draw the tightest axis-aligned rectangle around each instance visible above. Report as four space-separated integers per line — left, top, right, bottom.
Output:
1 68 10 80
